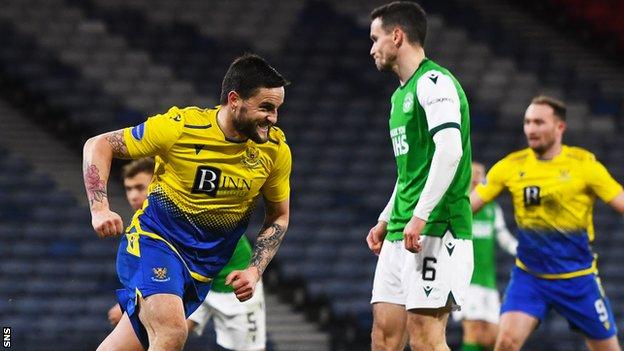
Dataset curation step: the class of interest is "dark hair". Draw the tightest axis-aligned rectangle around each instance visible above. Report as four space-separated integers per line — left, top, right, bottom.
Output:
531 95 567 121
370 1 427 46
122 158 155 179
220 54 289 104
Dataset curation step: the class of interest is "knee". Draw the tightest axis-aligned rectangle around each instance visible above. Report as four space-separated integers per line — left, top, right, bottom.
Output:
495 330 521 351
163 323 188 347
371 328 402 350
151 320 188 349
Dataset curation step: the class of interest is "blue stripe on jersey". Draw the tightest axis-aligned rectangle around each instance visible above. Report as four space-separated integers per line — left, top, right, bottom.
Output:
138 195 245 279
516 229 593 275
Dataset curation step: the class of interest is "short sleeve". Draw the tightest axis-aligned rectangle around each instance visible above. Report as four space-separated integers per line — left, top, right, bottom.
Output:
475 159 509 203
584 156 623 202
416 70 462 136
123 106 185 158
262 140 292 203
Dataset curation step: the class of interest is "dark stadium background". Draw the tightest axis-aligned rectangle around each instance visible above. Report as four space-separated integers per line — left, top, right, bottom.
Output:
0 0 622 350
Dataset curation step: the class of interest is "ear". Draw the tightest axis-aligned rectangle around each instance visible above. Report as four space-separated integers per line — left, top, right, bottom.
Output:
227 90 241 107
558 120 566 133
392 27 403 47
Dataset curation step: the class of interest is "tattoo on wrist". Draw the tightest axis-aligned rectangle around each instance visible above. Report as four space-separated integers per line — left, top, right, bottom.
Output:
106 131 130 158
85 164 107 207
251 223 286 275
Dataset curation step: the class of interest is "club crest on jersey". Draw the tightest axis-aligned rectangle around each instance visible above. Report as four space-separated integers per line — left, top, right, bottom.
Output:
241 146 261 169
403 92 414 113
151 267 170 282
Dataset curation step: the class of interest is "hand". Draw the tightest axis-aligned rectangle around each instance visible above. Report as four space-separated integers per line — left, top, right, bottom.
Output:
225 266 261 302
403 216 426 253
91 209 124 238
107 303 123 326
366 221 387 255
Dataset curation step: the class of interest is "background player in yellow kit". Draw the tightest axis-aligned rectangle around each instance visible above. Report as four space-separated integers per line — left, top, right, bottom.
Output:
471 96 624 351
83 54 291 351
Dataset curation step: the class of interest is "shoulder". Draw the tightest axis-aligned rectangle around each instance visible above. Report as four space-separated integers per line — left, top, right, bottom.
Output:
176 106 215 127
268 126 288 146
415 67 458 102
501 148 533 164
564 145 596 162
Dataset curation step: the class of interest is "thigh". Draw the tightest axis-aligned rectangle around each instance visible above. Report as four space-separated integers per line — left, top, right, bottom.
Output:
404 232 473 311
139 293 187 335
97 312 145 351
548 274 618 340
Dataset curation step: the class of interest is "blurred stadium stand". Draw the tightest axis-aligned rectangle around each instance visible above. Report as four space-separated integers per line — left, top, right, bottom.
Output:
0 0 622 350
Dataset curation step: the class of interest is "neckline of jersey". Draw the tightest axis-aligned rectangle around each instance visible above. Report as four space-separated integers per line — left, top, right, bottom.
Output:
399 57 429 90
531 145 568 162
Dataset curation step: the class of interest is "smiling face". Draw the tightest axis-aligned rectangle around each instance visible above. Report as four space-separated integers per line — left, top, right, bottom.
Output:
369 17 399 72
523 103 565 155
230 87 284 144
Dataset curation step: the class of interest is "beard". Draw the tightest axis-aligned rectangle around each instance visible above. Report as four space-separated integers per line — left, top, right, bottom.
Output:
528 136 556 157
233 106 269 144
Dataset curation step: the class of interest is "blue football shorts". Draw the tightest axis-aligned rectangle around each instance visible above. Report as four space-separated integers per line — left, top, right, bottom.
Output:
501 266 617 340
115 233 212 348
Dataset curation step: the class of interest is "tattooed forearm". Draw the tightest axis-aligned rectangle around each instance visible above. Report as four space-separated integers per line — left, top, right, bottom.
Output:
106 130 130 158
84 164 107 207
251 223 287 275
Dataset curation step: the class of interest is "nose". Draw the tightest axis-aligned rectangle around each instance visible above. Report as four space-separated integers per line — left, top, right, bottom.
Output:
370 45 375 57
268 111 277 125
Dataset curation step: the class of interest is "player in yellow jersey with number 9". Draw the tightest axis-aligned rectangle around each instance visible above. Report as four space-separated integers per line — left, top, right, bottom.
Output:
471 96 624 351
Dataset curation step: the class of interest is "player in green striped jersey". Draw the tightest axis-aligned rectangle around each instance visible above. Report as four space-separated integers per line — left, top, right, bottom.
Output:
366 2 473 350
452 162 517 351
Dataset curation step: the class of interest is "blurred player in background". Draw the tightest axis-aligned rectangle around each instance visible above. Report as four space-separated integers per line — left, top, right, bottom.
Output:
471 96 624 351
108 158 267 351
83 53 291 351
452 162 517 351
366 2 473 350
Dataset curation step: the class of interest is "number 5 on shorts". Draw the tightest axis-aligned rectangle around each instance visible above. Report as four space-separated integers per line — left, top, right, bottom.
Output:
423 257 437 281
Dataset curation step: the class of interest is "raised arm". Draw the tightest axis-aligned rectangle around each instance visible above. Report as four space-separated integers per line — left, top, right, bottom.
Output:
83 129 131 238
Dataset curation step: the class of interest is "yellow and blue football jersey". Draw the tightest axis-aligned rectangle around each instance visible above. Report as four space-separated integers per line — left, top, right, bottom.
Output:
121 106 291 281
476 146 622 278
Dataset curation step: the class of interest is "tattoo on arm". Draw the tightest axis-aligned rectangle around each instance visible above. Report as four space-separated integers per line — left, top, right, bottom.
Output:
106 130 130 158
251 223 286 275
84 164 107 207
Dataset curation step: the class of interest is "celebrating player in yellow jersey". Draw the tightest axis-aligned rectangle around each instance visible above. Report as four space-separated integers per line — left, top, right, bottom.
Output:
82 54 292 351
471 96 624 351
